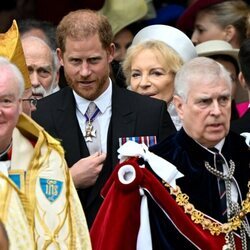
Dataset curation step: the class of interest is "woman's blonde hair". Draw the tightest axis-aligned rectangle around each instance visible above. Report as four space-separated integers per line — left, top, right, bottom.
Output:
122 40 183 86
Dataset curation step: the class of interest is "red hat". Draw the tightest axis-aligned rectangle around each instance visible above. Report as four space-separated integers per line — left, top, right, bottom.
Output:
176 0 228 33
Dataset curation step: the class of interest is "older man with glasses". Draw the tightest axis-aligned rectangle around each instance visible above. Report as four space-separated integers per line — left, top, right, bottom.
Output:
0 21 92 249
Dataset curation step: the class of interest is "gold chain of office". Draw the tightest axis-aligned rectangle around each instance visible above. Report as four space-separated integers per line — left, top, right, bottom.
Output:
163 180 250 235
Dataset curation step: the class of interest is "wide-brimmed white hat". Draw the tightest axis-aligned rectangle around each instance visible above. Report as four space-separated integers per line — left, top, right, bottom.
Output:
132 24 197 62
195 40 239 64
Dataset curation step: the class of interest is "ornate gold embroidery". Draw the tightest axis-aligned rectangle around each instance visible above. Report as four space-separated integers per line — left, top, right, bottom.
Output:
163 181 250 235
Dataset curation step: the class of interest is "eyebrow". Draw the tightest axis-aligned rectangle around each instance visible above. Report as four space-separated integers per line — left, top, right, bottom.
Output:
131 67 165 71
198 92 231 99
0 94 16 99
88 55 102 60
194 24 205 29
28 64 52 70
38 65 52 69
36 65 53 73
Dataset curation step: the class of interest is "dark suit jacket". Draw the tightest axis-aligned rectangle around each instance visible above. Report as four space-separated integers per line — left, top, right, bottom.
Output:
32 85 176 227
230 108 250 134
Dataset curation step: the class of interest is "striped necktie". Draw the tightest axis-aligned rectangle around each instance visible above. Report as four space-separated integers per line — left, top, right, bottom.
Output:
211 148 227 221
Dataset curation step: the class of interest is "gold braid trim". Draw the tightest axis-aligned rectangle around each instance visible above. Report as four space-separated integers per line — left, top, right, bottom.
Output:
163 181 250 235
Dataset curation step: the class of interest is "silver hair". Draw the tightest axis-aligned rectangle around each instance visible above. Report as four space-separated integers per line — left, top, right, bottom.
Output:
174 57 232 102
22 35 58 72
0 56 25 98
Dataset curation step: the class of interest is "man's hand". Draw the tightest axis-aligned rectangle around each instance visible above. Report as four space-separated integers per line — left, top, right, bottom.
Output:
70 152 106 188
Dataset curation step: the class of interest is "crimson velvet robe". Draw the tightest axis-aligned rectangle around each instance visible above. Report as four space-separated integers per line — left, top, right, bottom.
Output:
90 157 242 250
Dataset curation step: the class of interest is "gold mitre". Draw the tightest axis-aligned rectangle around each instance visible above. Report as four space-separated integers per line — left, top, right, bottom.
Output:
0 20 31 89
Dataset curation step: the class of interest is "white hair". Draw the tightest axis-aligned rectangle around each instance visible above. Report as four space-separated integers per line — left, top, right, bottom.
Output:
0 56 25 98
21 36 60 91
174 57 232 101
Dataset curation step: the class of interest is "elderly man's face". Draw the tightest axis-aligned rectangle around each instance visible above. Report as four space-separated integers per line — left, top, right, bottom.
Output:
0 67 22 151
22 37 56 99
174 78 232 148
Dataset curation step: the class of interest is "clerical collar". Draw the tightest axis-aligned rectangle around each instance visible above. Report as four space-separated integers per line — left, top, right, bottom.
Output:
73 78 112 115
0 141 12 161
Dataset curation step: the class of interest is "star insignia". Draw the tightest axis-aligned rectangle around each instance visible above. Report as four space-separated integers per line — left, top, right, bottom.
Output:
83 123 97 142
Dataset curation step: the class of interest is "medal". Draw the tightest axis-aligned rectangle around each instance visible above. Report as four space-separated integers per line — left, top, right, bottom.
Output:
83 121 96 142
83 103 100 142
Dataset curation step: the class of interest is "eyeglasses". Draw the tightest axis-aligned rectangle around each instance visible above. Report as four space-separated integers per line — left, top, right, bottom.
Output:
22 98 38 107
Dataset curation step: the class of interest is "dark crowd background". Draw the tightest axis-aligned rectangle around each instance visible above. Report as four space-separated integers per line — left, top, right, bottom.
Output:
0 0 200 32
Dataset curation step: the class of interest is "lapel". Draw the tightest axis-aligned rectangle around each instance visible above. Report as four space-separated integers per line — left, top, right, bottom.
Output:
53 87 89 167
85 85 137 208
110 85 136 165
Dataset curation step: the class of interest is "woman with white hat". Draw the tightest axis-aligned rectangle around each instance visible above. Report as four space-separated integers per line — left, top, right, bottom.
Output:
122 24 197 130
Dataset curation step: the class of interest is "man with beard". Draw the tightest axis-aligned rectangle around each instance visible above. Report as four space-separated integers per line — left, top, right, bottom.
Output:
21 36 59 99
32 9 176 228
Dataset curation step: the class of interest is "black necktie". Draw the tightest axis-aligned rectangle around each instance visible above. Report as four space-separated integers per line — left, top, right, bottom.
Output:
210 148 227 221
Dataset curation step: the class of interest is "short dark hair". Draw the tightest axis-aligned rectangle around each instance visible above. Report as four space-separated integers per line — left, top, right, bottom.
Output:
239 38 250 88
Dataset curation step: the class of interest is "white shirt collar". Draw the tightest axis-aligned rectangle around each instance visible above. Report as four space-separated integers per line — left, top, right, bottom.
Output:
73 78 112 114
195 137 225 153
213 139 225 152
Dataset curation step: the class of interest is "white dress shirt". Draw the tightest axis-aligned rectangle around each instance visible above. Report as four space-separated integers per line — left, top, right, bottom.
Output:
73 79 112 153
